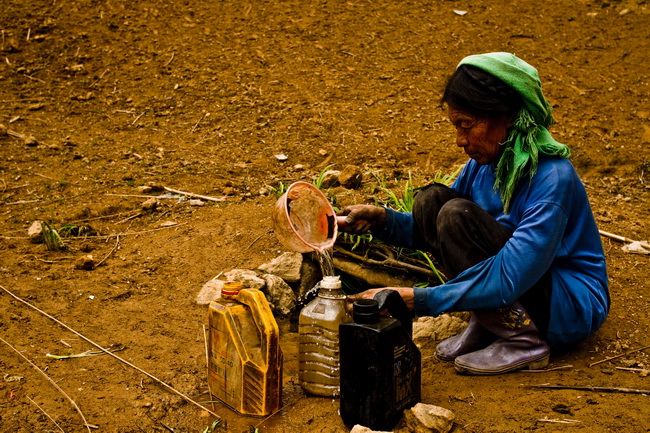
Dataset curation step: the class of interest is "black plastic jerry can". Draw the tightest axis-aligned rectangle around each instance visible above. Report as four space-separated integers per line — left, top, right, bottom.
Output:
339 290 421 431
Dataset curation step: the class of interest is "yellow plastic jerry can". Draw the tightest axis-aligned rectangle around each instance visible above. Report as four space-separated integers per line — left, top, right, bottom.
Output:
207 282 283 416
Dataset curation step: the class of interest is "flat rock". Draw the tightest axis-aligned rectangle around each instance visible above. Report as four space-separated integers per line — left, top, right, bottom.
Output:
261 273 296 317
75 255 95 270
28 220 44 243
338 164 364 189
223 269 265 290
258 252 303 283
350 425 392 433
141 197 158 212
397 403 455 433
196 279 226 305
320 169 341 188
412 314 467 343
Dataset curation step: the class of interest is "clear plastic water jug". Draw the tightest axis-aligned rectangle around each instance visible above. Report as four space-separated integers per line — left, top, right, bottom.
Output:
298 275 351 396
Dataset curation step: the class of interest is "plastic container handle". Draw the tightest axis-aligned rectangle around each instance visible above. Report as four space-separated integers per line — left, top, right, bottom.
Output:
373 289 414 337
236 289 280 343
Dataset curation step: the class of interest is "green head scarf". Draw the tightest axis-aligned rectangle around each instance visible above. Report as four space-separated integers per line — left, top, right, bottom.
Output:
458 52 571 212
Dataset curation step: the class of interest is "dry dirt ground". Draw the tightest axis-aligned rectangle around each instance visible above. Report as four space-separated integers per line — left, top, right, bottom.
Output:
1 1 649 432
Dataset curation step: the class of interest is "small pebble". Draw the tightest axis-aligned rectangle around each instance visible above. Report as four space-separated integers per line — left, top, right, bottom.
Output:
24 136 39 147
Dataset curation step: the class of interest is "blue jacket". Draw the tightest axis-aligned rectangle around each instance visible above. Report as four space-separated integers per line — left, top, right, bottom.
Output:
379 156 609 351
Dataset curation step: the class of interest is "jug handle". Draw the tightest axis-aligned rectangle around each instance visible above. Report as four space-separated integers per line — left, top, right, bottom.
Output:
373 289 414 337
236 289 280 339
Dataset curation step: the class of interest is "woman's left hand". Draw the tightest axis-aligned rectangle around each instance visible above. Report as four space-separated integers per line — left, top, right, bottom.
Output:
345 287 415 313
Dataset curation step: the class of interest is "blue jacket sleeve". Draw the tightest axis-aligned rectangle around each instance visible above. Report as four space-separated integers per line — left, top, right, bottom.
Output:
377 208 430 251
414 200 568 316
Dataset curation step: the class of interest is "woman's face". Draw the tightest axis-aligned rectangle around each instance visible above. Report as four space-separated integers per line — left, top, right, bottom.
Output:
448 107 512 165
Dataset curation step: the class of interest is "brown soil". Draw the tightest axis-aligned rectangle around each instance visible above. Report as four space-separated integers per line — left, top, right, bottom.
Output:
1 1 649 432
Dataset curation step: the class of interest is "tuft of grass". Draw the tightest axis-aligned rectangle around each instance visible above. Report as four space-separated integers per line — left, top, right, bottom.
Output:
310 166 462 286
433 165 464 187
58 224 95 238
312 163 336 189
202 418 221 433
340 231 373 251
266 181 288 199
416 250 446 284
41 222 66 251
381 171 416 212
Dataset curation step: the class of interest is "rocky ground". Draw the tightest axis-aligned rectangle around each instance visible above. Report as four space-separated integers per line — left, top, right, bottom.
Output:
1 1 649 432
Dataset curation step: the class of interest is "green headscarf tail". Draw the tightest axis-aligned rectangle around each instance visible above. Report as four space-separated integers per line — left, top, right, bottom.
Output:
458 52 571 212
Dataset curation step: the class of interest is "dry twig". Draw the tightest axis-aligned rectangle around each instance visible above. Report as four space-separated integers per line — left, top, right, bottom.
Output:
34 172 60 182
5 199 41 205
0 337 92 433
163 186 225 202
202 324 216 415
0 284 222 420
247 229 273 249
519 364 573 373
334 244 437 278
95 234 120 268
132 111 146 125
116 212 143 224
90 69 109 87
106 193 163 199
615 366 648 374
27 395 67 433
589 344 650 367
536 417 581 424
526 384 650 395
191 113 206 132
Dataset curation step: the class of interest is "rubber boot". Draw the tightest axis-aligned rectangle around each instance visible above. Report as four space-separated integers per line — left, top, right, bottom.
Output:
435 314 496 362
454 302 550 375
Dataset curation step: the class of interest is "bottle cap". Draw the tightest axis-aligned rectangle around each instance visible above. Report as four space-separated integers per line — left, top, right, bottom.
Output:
320 275 341 290
353 299 379 324
222 281 243 296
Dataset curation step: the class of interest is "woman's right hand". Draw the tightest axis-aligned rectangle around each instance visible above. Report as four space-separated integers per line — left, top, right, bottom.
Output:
337 205 386 235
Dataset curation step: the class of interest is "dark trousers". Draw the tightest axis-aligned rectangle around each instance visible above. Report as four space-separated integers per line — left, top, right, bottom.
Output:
411 183 551 336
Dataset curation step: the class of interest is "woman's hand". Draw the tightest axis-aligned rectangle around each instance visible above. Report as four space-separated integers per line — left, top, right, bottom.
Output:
346 287 415 314
337 205 386 235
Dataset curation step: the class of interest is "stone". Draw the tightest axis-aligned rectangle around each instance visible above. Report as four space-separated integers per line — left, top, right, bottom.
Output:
397 403 455 433
320 170 341 188
24 135 39 147
261 273 296 317
28 220 44 243
75 255 95 270
223 269 265 290
412 314 468 344
350 425 391 433
196 279 226 305
141 197 158 212
258 252 303 283
338 164 364 189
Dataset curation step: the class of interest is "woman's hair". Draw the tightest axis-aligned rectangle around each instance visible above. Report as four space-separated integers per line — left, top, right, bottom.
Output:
441 65 523 118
